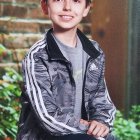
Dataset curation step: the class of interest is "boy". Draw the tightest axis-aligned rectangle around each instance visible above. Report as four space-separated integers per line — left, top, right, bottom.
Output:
17 0 116 139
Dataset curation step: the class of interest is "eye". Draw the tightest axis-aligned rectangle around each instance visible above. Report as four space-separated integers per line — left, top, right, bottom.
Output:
73 0 81 3
53 0 64 2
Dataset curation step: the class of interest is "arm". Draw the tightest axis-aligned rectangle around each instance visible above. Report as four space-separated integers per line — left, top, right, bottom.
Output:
85 54 116 138
88 54 116 129
21 53 80 135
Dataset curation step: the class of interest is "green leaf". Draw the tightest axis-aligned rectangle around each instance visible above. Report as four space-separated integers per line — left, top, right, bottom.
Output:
0 68 22 139
0 129 7 137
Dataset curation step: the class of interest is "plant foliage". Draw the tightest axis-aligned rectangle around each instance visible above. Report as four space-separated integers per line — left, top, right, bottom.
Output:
113 106 140 140
0 44 12 63
0 68 140 140
0 68 22 139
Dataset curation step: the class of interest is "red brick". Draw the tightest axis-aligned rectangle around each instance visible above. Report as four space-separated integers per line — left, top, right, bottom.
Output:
27 6 48 19
0 0 92 75
0 48 28 63
0 17 52 33
17 0 40 3
0 49 12 63
0 3 46 19
0 0 13 2
2 5 27 18
0 63 22 73
0 0 39 3
0 33 43 49
0 4 3 17
11 49 28 62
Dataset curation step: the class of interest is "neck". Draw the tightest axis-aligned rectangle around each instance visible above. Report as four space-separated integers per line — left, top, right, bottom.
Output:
52 27 78 48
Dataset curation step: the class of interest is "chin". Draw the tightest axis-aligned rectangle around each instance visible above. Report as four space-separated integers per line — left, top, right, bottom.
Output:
57 24 78 30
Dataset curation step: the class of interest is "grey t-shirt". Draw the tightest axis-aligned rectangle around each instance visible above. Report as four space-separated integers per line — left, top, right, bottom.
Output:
52 33 88 121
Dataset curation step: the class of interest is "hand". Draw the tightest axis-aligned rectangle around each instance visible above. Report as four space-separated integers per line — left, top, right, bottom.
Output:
87 120 109 138
80 119 90 126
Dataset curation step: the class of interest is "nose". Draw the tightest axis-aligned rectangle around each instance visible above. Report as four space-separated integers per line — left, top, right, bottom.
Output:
63 0 71 11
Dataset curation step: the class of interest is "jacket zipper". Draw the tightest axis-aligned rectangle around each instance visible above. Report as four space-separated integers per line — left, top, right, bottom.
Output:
51 57 93 119
51 58 76 107
67 61 77 110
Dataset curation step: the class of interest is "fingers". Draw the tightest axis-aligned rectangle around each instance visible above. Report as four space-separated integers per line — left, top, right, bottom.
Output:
80 119 109 138
87 121 96 134
101 127 109 137
87 120 109 138
96 126 105 137
80 119 90 126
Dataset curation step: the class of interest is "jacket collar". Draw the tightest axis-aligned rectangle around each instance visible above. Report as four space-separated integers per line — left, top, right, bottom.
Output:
45 28 100 61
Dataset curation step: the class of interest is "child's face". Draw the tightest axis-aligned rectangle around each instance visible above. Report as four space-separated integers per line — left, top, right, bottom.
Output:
41 0 90 31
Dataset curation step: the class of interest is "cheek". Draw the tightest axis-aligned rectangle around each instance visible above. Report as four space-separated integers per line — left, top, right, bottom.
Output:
47 8 52 18
48 10 57 19
48 6 59 16
74 7 87 16
76 11 86 18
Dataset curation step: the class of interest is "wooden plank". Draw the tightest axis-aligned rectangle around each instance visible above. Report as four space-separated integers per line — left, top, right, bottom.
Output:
91 0 128 109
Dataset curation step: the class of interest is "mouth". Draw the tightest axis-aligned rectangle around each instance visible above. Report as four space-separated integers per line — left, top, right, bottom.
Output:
59 15 73 21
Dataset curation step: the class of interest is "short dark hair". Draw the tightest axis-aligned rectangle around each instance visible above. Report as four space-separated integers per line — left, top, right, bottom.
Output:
86 0 91 6
45 0 91 7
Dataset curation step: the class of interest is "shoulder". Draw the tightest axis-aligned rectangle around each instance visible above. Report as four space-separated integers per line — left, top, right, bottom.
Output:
89 39 106 63
89 39 104 55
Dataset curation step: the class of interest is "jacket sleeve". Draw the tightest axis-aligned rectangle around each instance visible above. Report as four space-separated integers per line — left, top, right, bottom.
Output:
21 52 83 136
88 54 116 131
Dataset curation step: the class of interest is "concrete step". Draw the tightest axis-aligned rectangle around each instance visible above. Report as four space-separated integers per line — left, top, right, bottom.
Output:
0 17 52 33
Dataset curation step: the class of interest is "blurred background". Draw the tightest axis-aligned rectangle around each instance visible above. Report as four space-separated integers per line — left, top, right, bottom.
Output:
0 0 140 139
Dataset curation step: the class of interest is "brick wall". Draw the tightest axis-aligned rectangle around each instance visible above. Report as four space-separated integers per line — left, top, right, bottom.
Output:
0 0 92 74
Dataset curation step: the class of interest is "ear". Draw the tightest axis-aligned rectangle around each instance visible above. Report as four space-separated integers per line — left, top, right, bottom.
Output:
83 4 91 17
41 0 48 15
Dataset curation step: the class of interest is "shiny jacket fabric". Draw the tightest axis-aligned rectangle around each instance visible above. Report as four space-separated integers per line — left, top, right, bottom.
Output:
17 28 116 139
